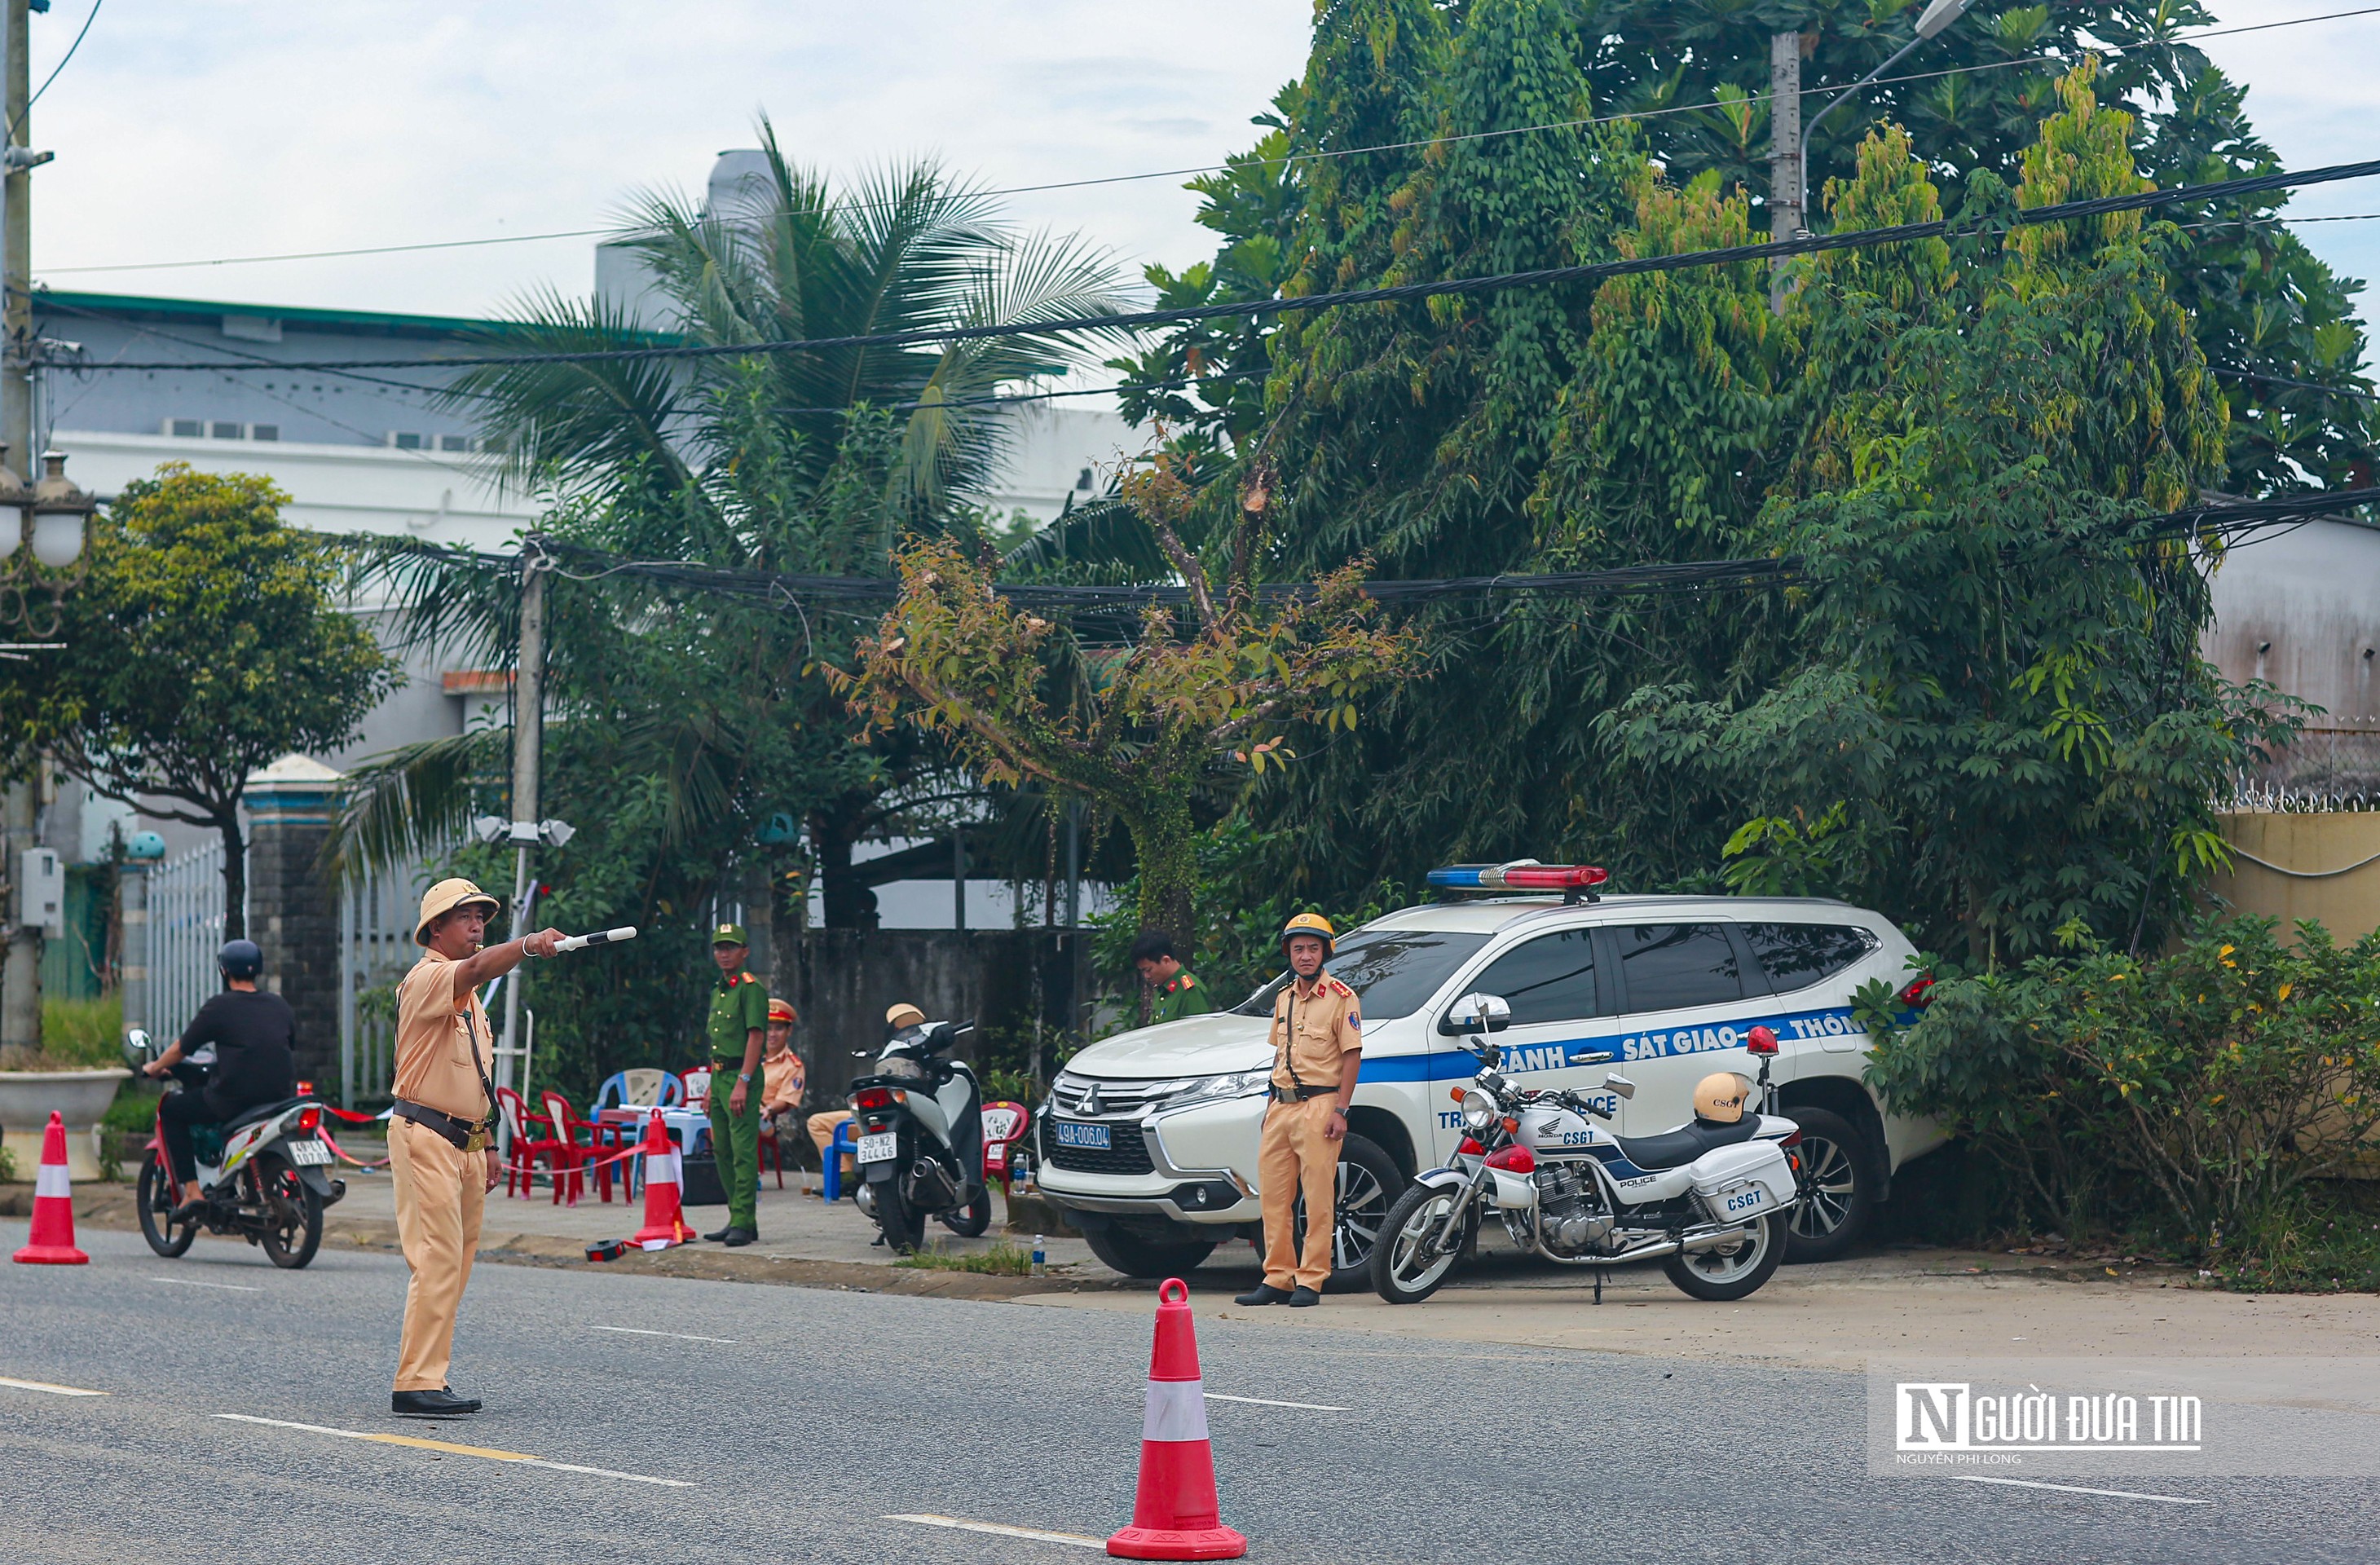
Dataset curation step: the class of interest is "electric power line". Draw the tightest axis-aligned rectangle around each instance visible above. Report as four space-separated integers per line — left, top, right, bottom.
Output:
31 4 2378 280
13 0 101 142
56 156 2380 377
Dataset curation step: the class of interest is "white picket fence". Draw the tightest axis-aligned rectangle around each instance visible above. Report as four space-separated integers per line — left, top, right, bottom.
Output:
144 841 238 1047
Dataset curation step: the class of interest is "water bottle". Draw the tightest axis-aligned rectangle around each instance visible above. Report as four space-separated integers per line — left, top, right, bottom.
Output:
1032 1234 1047 1277
1011 1148 1032 1193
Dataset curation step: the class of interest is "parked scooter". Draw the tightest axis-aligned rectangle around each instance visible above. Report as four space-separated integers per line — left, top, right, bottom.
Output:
847 1017 990 1253
1370 995 1804 1304
123 1028 346 1269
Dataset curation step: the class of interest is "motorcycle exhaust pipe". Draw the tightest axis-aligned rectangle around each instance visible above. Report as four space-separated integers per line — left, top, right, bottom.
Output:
1532 1219 1767 1267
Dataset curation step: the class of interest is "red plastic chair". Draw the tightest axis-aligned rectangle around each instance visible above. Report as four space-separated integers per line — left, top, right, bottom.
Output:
981 1100 1030 1198
495 1087 563 1200
540 1089 618 1205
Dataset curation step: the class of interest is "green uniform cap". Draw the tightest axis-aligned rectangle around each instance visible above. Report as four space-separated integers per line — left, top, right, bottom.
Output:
711 921 748 947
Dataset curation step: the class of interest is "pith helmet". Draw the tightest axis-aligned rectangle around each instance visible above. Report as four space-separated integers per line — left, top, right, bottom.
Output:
884 1002 925 1030
414 878 501 946
1693 1071 1752 1125
1279 911 1336 957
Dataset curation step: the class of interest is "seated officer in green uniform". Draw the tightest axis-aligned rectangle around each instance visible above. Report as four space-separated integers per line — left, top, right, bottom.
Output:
703 922 770 1246
1130 930 1213 1025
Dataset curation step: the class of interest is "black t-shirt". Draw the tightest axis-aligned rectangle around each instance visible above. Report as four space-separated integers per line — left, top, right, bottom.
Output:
178 990 298 1114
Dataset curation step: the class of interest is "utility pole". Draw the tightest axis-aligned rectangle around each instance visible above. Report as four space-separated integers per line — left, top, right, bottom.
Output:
1 0 39 1056
1767 29 1803 315
496 544 548 1094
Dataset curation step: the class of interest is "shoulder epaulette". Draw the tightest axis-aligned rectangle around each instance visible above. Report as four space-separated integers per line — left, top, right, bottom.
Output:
1179 973 1197 989
1324 976 1353 999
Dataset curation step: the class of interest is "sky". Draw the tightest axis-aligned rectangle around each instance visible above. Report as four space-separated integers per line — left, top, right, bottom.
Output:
24 1 2380 341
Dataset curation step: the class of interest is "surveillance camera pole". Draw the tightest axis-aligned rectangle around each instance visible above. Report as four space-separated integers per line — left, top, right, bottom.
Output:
496 539 549 1095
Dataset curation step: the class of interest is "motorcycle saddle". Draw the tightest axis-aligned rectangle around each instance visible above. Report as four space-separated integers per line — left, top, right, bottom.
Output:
1611 1113 1759 1171
221 1096 307 1133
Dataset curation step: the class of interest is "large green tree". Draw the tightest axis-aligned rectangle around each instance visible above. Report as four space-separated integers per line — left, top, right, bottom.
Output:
1 465 397 934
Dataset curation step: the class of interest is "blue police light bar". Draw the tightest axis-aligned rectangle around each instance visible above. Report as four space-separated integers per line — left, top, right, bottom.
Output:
1427 860 1608 898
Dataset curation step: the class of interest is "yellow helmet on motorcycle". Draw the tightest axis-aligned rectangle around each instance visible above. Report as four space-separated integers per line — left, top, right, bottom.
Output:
1693 1071 1752 1124
1278 911 1336 957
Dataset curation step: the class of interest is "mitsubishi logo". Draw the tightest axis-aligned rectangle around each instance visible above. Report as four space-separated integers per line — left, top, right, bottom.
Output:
1082 1082 1103 1115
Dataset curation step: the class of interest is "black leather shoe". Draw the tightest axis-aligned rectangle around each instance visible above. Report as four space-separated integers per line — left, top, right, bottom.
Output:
701 1225 732 1242
1233 1284 1290 1307
721 1227 757 1247
392 1388 481 1417
1288 1286 1320 1307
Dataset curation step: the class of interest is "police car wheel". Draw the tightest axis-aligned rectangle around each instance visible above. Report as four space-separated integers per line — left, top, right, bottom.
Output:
1081 1226 1219 1280
1780 1108 1875 1264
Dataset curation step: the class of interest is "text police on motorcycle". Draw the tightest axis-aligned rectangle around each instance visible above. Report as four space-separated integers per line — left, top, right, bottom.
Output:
389 879 565 1420
140 938 297 1215
1236 912 1360 1308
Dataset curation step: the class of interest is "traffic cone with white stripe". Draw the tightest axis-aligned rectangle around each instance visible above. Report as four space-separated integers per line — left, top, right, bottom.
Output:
1108 1277 1245 1560
628 1109 691 1250
13 1111 90 1265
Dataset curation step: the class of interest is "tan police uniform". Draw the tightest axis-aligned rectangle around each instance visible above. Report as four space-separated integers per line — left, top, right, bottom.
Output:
1258 973 1361 1292
386 883 500 1395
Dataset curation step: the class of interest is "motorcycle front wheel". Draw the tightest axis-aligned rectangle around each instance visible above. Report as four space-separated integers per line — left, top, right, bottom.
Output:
253 1152 323 1269
135 1149 196 1258
1371 1182 1470 1305
1664 1212 1784 1302
874 1175 924 1254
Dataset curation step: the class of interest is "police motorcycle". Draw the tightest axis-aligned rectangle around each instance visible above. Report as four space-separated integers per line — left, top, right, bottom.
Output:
1369 993 1803 1304
123 1028 345 1269
847 1017 991 1253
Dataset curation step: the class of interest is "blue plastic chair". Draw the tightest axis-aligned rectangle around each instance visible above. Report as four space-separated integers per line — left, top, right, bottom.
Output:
822 1122 857 1202
595 1069 685 1111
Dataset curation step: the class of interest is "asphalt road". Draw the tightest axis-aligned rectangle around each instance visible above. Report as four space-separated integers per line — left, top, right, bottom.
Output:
2 1224 2370 1564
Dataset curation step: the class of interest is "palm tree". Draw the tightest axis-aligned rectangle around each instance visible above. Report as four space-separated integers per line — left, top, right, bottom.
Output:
331 125 1135 931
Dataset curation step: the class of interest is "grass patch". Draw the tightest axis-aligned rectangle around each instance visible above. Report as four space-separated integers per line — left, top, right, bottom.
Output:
892 1240 1035 1276
0 994 127 1071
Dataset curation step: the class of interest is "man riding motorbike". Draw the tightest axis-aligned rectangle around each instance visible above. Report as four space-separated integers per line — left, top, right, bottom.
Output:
139 938 298 1215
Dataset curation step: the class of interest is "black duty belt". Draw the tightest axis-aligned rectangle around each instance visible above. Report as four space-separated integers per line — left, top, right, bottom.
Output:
1272 1084 1339 1103
392 1098 487 1152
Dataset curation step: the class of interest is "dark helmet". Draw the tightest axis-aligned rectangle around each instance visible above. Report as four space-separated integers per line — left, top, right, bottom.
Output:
217 939 263 981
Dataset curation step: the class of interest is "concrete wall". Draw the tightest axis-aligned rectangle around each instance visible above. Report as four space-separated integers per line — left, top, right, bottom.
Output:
769 927 1084 1110
2210 811 2380 943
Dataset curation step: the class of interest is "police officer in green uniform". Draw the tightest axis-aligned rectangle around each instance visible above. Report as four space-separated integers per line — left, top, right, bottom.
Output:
703 922 769 1246
1130 930 1212 1025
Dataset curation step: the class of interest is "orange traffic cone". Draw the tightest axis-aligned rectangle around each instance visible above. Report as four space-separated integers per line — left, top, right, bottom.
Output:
1108 1277 1245 1561
13 1111 90 1265
628 1110 691 1250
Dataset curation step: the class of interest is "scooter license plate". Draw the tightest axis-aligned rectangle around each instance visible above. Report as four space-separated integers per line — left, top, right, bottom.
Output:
1052 1119 1110 1150
855 1132 899 1165
287 1139 334 1168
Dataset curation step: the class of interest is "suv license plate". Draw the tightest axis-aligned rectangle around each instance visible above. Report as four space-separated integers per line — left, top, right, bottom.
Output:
287 1139 334 1167
1053 1120 1111 1150
856 1132 898 1164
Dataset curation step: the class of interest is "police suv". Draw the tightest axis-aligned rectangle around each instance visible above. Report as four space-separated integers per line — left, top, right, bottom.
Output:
1034 863 1942 1284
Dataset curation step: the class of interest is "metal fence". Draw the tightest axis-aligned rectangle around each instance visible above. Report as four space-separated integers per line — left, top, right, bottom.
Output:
340 866 430 1109
145 841 236 1045
2223 779 2380 813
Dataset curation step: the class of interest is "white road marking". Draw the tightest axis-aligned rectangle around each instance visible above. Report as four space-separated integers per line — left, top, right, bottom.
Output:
1947 1475 2211 1506
148 1276 262 1292
589 1325 738 1344
0 1374 107 1397
214 1413 694 1488
888 1514 1102 1550
1205 1392 1349 1412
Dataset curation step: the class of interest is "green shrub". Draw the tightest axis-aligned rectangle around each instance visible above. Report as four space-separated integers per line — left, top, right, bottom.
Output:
1862 915 2380 1263
37 994 124 1068
892 1240 1034 1275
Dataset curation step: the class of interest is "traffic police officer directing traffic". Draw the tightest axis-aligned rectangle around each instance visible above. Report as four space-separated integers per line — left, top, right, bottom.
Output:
1236 911 1360 1308
389 878 564 1417
703 922 769 1246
